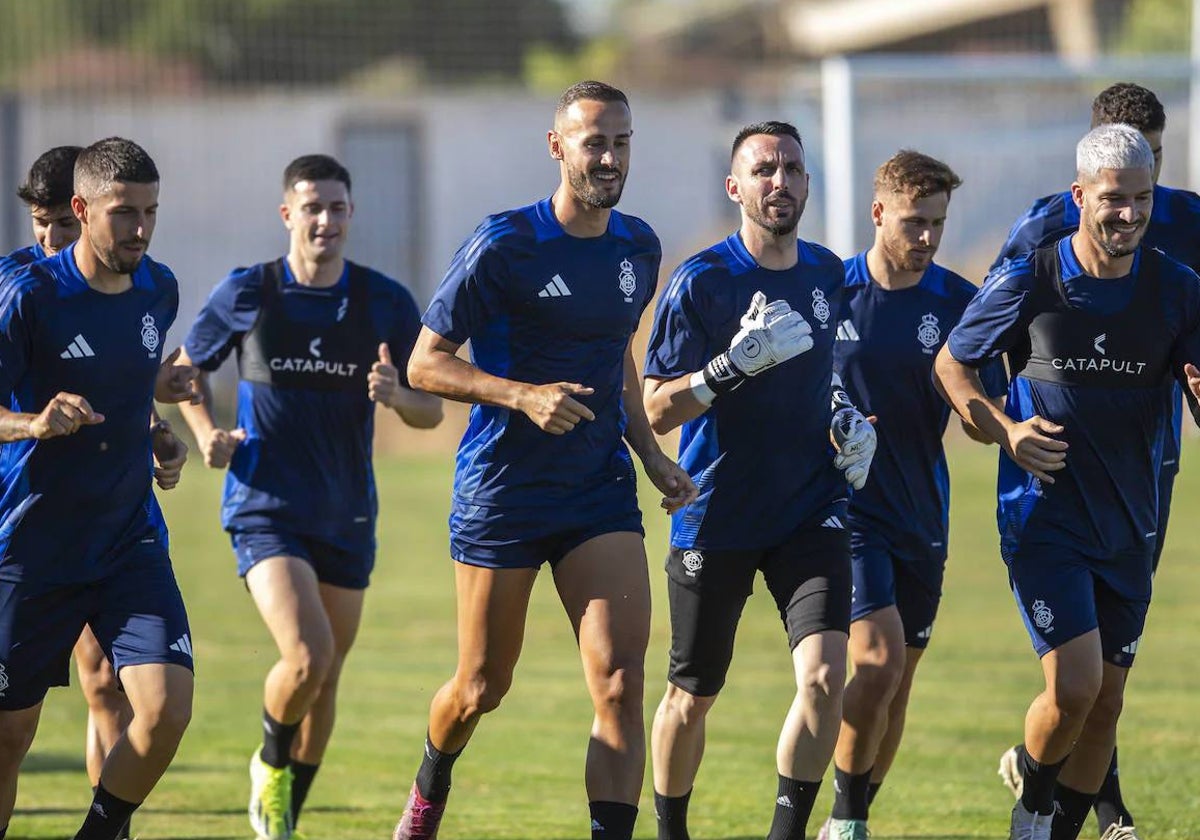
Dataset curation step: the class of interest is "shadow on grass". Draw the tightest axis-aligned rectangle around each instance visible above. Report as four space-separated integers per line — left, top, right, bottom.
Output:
18 752 86 773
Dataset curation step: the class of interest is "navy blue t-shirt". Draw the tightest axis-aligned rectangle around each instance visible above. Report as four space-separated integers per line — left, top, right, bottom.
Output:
184 259 422 550
834 253 1007 549
0 244 176 585
423 198 661 511
0 244 44 281
949 236 1200 558
644 232 846 551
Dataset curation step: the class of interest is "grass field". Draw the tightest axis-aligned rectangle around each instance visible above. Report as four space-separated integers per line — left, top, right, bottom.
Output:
11 439 1200 839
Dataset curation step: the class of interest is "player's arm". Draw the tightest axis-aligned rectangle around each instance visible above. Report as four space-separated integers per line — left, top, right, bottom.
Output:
368 342 443 429
173 347 247 468
406 326 595 435
0 395 105 442
622 338 696 513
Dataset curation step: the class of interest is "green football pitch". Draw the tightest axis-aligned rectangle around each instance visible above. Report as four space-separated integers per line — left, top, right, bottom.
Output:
11 440 1200 839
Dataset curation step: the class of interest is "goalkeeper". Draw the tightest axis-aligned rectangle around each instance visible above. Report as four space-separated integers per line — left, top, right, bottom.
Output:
642 120 875 840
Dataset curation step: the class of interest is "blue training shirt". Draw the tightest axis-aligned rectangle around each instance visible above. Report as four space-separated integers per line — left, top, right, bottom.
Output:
184 259 422 551
949 236 1200 558
644 232 846 551
423 198 661 512
0 243 176 585
0 244 44 280
834 252 1007 551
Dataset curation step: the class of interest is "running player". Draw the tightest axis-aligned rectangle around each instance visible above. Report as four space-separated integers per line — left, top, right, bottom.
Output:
935 124 1200 840
818 151 1006 840
176 153 442 840
0 136 197 840
392 80 695 840
644 120 876 840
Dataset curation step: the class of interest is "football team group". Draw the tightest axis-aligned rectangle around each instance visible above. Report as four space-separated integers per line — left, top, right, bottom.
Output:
0 78 1197 840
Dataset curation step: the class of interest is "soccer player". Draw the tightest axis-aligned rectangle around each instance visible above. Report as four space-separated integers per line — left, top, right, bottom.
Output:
992 82 1200 839
816 151 1007 840
392 80 695 840
175 154 442 840
0 137 197 840
643 120 876 840
934 124 1200 840
1 146 83 271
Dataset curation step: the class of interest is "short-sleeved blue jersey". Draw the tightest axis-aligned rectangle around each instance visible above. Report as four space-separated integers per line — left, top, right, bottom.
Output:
184 259 422 550
644 232 846 551
834 253 1008 549
0 244 45 283
949 236 1200 558
0 244 176 585
423 198 661 511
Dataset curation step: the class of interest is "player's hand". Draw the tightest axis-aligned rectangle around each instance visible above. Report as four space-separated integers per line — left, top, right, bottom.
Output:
154 347 202 405
518 382 595 434
29 392 104 439
727 291 814 377
201 426 247 469
368 343 404 408
151 420 188 491
1004 415 1068 484
831 410 877 490
642 450 698 514
1185 363 1200 401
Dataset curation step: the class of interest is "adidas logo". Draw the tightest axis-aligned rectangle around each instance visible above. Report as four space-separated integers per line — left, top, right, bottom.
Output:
916 625 934 640
538 274 572 298
591 818 604 831
835 320 860 341
1121 638 1140 655
60 334 96 359
169 633 193 658
776 795 793 808
821 515 845 529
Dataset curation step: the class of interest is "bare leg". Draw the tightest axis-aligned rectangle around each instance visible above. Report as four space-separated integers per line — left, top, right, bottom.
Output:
777 630 847 781
0 702 43 830
73 627 131 788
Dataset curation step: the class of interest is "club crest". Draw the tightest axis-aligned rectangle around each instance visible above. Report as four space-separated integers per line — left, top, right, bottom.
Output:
141 313 160 354
917 312 940 352
618 258 637 302
811 288 830 327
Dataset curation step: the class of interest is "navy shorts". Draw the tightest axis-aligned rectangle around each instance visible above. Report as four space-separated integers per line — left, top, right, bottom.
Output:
448 495 644 570
850 528 946 649
665 511 852 697
1006 539 1152 668
232 529 375 590
0 541 192 711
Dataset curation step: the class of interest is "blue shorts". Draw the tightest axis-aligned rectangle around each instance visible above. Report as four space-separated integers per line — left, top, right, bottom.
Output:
232 529 375 590
0 542 192 711
449 496 644 570
850 529 946 649
1006 540 1151 668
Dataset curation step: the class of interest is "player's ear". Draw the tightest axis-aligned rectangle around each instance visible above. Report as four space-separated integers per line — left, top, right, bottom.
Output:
70 194 87 224
279 202 292 228
1070 182 1085 210
870 199 884 227
725 174 740 204
548 130 564 161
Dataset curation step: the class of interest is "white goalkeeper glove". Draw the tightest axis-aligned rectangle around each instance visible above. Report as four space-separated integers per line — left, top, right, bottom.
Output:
830 374 876 490
691 291 814 403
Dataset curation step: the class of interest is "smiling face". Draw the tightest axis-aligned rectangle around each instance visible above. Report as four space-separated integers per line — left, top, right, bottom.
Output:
1072 166 1154 258
726 132 809 236
549 97 632 209
281 178 352 263
30 202 80 256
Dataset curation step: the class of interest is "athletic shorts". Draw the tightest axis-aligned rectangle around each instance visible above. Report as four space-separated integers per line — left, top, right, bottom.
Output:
850 528 946 649
665 515 852 697
449 495 644 570
0 540 192 711
232 529 375 590
1006 539 1152 668
1152 467 1176 573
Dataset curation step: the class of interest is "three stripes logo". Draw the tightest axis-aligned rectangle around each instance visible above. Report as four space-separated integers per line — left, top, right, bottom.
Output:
169 633 194 659
60 334 96 359
835 320 860 341
821 515 845 529
538 274 572 298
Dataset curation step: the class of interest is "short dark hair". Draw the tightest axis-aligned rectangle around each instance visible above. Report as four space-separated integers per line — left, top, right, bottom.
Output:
731 121 804 161
17 146 83 207
1091 83 1165 133
873 150 962 199
555 80 629 119
74 137 159 199
283 154 352 194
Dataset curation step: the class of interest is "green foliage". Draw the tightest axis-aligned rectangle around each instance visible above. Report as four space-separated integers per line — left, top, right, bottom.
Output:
1112 0 1192 54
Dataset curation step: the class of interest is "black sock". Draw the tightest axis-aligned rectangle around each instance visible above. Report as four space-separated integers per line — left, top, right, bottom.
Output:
1019 744 1066 817
1094 747 1134 832
260 709 300 769
767 775 821 840
290 760 320 822
415 733 463 803
654 789 691 840
1050 783 1096 840
590 800 637 840
830 765 873 821
74 784 139 840
867 781 882 806
89 785 130 840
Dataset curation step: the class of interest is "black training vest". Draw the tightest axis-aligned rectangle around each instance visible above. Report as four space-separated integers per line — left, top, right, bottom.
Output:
238 259 379 392
1011 245 1169 389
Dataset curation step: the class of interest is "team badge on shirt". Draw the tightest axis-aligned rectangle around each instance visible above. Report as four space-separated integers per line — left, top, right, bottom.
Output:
141 312 160 355
618 258 637 303
682 550 703 577
917 312 940 353
811 288 830 327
